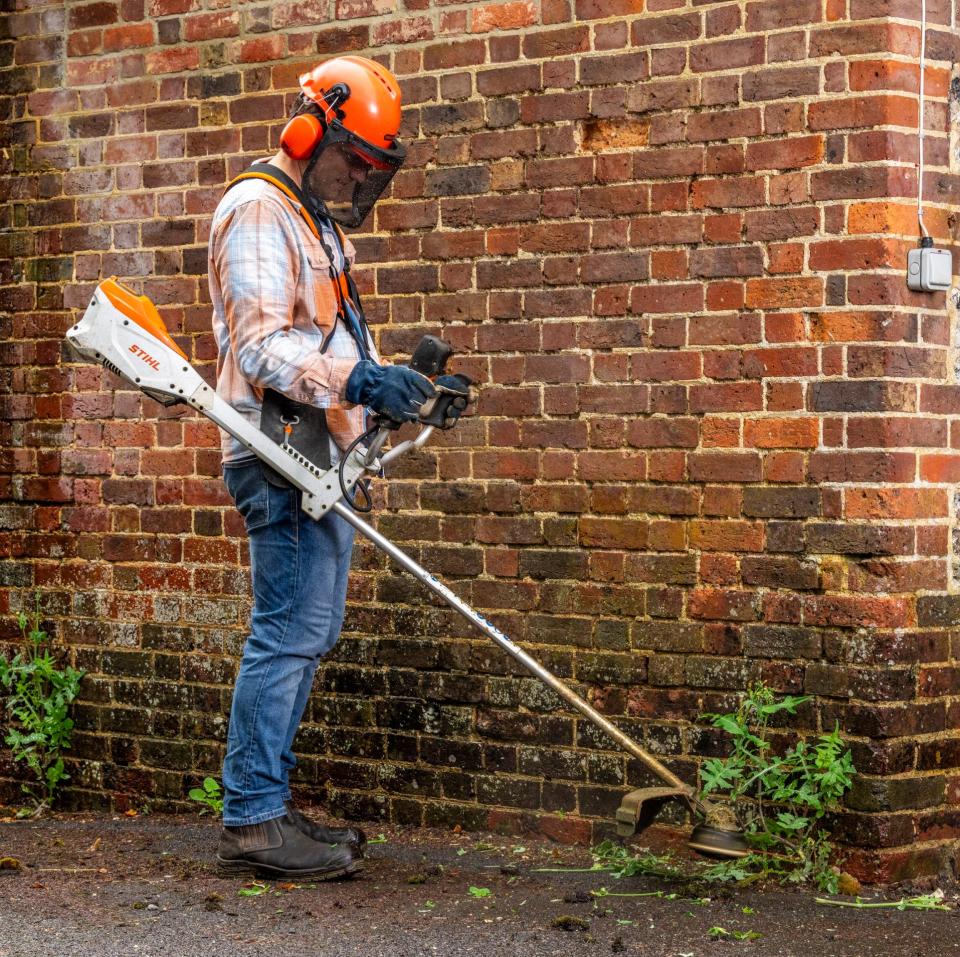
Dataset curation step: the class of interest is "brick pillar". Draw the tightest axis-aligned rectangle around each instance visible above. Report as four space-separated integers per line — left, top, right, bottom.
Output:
1 0 959 880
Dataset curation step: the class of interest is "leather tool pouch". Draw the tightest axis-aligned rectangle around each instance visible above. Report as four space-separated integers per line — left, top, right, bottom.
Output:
259 388 331 488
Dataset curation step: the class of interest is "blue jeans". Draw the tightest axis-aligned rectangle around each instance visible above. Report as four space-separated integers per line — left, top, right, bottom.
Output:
220 460 355 826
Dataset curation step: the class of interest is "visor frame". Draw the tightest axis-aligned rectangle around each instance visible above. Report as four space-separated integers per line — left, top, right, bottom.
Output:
324 119 406 173
303 123 407 229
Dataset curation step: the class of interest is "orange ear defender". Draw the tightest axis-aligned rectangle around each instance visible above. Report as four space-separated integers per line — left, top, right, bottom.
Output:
280 112 323 161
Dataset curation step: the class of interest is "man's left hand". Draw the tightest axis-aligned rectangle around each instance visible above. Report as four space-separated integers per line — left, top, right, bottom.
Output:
423 373 473 429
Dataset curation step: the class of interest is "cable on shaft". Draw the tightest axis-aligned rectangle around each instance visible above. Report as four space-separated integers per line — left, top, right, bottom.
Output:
339 424 378 512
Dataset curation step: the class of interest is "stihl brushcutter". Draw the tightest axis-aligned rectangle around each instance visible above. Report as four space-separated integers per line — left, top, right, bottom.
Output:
66 277 747 860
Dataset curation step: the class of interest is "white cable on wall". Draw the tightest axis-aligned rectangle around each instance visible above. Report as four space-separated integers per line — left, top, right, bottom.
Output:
918 0 930 240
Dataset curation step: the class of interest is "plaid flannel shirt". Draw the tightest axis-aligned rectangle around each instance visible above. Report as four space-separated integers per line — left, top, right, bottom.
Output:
209 172 377 465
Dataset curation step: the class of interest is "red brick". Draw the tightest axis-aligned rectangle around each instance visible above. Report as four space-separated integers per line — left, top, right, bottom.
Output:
630 283 704 315
746 136 824 171
808 452 916 484
473 0 536 31
804 596 913 629
850 59 921 93
630 12 701 47
768 243 804 274
579 518 648 549
809 22 917 58
183 11 239 40
809 94 918 131
239 36 284 63
745 418 819 449
745 278 824 309
688 452 762 482
578 451 648 481
699 213 738 245
810 239 900 272
520 92 590 124
650 249 686 280
575 0 642 18
745 207 820 242
690 36 764 73
690 521 764 552
687 108 762 143
146 47 199 75
627 78 700 115
69 2 119 28
522 26 590 59
920 455 960 483
848 346 946 380
691 246 762 278
702 281 742 311
746 0 822 30
67 58 122 87
691 177 765 209
102 21 153 50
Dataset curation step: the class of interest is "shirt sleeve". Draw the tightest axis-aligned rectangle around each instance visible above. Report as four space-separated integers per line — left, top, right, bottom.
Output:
211 197 359 408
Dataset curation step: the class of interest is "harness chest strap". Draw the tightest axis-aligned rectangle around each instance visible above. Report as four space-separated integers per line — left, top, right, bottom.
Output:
226 168 355 323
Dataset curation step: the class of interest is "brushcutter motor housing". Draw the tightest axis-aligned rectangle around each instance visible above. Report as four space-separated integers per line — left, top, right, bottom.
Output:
66 278 213 413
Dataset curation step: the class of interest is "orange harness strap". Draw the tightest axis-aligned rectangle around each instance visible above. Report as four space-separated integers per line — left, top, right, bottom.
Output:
226 169 354 315
228 170 321 241
225 166 371 360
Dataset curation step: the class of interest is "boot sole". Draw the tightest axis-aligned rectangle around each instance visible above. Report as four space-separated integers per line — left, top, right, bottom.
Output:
215 855 361 881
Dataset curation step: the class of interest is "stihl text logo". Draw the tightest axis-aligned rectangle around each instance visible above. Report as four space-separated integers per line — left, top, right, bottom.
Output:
129 343 161 370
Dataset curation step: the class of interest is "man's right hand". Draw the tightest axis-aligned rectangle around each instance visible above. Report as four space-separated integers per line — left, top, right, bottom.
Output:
345 360 435 423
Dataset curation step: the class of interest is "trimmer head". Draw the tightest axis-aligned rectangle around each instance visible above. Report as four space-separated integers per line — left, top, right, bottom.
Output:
687 823 750 860
617 786 750 861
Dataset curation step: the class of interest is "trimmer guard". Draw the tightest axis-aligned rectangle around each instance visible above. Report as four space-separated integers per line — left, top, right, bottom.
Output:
615 786 697 838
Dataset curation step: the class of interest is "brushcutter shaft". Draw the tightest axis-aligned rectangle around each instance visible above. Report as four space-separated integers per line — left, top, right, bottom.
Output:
332 501 698 801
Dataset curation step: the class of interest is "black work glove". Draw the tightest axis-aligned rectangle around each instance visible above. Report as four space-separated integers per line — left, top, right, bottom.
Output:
345 360 435 423
429 374 472 429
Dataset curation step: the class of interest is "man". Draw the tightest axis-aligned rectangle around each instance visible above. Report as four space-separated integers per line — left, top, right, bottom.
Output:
207 55 440 881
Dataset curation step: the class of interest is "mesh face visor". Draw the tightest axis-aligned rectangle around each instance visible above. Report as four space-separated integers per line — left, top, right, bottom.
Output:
315 121 406 229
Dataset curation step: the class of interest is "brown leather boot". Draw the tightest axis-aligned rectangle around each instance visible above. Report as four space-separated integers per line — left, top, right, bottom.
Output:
284 799 367 857
216 809 360 880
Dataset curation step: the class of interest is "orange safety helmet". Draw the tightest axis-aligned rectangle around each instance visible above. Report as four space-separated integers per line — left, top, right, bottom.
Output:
281 55 404 170
279 56 406 228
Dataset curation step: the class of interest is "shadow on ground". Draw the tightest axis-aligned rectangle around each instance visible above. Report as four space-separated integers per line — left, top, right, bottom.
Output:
0 811 956 957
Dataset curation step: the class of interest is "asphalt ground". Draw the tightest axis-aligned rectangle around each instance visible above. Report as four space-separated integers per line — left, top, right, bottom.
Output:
1 811 957 957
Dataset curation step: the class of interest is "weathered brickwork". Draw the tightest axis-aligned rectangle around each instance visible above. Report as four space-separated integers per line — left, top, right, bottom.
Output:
1 0 959 881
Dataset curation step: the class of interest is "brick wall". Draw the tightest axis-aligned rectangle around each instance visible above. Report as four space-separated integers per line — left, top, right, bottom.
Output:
2 0 960 881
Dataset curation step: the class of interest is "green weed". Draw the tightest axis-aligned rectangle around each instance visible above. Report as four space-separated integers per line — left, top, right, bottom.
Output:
699 682 856 892
589 684 856 894
0 591 84 816
238 881 269 897
709 926 762 941
188 776 224 816
815 891 949 911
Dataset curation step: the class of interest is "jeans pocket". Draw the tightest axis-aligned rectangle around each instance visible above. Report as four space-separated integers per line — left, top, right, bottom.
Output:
222 461 270 532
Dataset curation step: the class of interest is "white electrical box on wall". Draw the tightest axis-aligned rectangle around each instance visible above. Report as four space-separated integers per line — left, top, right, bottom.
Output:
907 246 954 292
